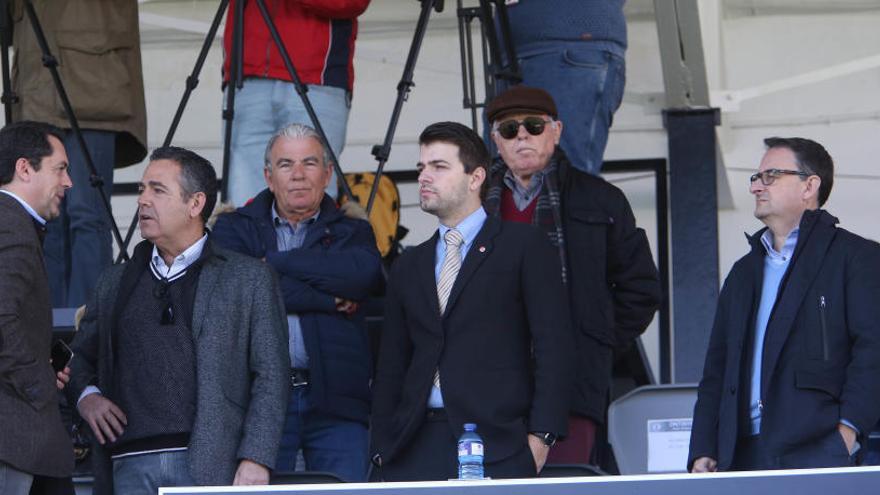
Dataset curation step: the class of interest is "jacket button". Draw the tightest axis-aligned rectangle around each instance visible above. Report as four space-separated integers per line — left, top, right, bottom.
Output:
729 386 736 395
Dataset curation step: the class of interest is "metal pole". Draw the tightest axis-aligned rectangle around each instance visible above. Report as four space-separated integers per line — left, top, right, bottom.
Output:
364 0 442 215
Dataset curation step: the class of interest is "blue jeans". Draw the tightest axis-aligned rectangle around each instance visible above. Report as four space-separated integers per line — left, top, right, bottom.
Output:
492 43 626 176
112 450 194 495
225 79 350 206
276 386 368 482
43 130 115 308
0 461 33 495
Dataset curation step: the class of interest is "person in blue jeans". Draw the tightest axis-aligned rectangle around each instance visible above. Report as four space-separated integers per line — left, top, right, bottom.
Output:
42 131 117 308
222 0 371 206
212 123 384 482
493 0 627 177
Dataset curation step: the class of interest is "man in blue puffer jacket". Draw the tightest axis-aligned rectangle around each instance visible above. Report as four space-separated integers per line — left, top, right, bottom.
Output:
212 123 383 482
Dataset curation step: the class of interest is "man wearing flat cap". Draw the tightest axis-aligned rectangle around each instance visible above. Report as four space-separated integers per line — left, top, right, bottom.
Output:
485 85 662 464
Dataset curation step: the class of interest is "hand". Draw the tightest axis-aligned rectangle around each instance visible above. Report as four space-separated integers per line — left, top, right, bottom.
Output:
77 394 127 445
527 434 550 474
56 366 70 390
334 297 359 315
691 456 718 473
339 201 369 221
838 423 857 455
232 459 269 485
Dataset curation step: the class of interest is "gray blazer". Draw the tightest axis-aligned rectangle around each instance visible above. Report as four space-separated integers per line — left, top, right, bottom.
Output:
69 238 289 492
0 192 73 477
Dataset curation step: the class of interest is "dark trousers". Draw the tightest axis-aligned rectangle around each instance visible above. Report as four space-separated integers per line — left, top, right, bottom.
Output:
547 415 597 464
731 435 768 471
376 409 537 481
731 431 855 471
44 130 115 307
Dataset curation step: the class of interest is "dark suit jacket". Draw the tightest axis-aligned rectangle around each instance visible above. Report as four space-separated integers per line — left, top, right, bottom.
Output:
371 215 575 465
69 239 289 492
0 192 73 477
689 209 880 470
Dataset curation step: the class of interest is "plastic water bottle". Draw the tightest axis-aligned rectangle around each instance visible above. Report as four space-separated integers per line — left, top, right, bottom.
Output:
457 423 484 480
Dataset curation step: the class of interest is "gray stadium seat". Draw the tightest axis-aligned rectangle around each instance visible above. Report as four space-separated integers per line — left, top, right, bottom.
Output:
607 384 698 475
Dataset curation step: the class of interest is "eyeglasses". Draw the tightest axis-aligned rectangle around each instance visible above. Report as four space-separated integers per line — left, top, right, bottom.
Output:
494 117 553 139
749 168 810 186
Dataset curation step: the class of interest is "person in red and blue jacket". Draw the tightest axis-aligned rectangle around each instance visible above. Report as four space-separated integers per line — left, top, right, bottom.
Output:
222 0 371 206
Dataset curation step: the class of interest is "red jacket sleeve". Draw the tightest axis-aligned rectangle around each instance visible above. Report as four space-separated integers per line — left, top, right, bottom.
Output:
295 0 370 18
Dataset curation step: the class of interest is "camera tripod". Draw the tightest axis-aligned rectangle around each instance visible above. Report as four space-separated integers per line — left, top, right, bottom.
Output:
1 0 521 262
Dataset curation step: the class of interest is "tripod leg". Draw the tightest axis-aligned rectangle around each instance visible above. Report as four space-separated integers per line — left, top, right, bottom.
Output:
0 0 16 124
164 0 229 147
457 0 477 131
251 0 354 201
219 0 246 203
22 0 128 262
364 0 439 215
490 0 520 84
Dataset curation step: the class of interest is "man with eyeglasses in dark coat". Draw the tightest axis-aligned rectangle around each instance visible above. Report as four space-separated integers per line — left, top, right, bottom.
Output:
689 137 880 472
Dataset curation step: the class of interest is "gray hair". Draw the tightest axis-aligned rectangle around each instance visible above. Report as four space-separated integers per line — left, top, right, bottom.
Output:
263 123 332 170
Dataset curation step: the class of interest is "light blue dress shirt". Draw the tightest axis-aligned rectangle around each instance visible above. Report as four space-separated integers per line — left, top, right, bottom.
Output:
272 203 319 369
427 206 488 408
748 226 859 451
0 189 46 224
750 228 797 435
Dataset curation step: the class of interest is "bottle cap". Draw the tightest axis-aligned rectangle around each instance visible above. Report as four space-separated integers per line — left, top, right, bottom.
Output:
464 423 477 431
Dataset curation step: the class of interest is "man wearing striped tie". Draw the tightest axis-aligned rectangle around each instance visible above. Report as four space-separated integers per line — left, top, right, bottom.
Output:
370 121 575 481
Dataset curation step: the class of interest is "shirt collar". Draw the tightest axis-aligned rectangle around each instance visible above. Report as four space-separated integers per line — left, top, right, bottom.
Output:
0 189 46 225
760 227 799 262
272 201 320 227
438 206 487 247
151 233 209 281
502 162 555 198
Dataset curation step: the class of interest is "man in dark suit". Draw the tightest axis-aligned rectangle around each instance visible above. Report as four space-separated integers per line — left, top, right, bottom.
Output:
0 121 74 494
68 147 289 494
689 137 880 472
370 121 574 481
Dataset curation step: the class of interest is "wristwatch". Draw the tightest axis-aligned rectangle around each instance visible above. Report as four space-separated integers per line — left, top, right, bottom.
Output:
531 431 557 447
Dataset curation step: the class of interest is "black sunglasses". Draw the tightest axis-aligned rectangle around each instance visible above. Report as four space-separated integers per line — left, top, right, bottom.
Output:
495 117 553 139
749 168 810 186
153 281 175 325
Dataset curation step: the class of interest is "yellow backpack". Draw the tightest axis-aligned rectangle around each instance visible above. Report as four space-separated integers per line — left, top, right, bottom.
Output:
341 172 403 259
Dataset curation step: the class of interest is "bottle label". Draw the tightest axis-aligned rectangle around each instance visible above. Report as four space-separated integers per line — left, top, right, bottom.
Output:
459 442 484 457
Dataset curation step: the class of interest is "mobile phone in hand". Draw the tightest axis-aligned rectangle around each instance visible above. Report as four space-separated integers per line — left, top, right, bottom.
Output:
51 340 74 373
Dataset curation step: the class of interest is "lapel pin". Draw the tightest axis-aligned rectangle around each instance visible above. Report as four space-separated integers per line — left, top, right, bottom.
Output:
478 246 486 253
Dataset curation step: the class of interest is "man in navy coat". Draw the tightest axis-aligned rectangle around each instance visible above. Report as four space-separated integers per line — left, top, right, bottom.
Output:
689 137 880 471
213 123 383 481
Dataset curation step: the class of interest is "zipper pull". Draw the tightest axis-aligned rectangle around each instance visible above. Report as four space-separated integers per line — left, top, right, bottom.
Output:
758 399 764 412
820 295 826 308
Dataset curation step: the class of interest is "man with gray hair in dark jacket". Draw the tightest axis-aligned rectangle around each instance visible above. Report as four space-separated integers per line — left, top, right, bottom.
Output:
213 123 383 482
69 146 289 494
